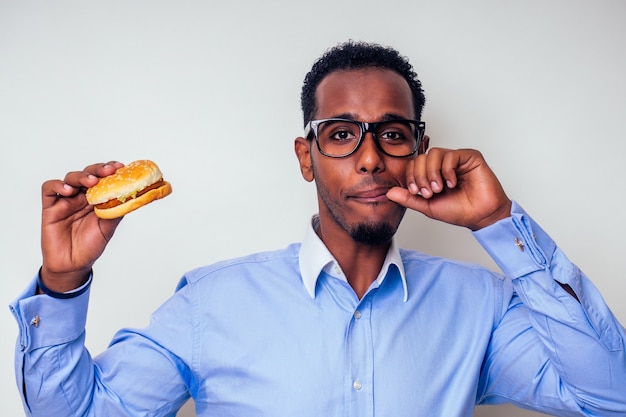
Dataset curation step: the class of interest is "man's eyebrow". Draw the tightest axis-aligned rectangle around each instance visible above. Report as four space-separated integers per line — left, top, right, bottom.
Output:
329 112 359 120
328 113 412 122
378 113 411 122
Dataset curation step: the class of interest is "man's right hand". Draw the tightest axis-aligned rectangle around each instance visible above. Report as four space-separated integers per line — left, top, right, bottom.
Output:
40 162 125 293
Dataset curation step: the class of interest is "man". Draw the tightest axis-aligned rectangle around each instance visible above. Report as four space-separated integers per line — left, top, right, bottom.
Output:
11 41 626 416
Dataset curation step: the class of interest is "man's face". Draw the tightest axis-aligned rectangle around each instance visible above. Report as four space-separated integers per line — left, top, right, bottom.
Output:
296 68 421 246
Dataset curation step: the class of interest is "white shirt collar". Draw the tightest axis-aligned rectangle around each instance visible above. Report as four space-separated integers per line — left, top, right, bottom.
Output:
298 215 408 301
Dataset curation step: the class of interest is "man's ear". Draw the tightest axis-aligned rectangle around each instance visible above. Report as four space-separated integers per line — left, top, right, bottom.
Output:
418 134 430 154
294 137 314 182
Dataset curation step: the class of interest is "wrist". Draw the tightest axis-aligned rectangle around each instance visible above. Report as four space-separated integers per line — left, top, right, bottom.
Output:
469 199 513 231
37 269 92 299
39 266 92 294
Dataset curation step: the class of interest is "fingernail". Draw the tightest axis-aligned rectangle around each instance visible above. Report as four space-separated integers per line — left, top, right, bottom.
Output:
446 180 453 188
409 183 419 194
431 181 440 192
63 184 72 192
420 188 431 197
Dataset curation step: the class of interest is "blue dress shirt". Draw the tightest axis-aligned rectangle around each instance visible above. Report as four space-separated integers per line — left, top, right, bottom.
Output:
10 202 626 416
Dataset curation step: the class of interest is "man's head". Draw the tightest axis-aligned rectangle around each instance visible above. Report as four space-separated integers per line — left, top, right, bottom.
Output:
295 42 430 248
295 41 430 248
300 41 426 127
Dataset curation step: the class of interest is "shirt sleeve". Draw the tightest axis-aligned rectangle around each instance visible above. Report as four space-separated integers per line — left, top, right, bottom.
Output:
473 201 626 415
9 273 192 416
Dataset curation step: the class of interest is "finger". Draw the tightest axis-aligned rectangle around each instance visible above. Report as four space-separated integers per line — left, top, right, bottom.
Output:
62 161 124 190
73 161 124 183
440 150 460 189
412 148 449 198
408 153 433 197
83 161 124 177
41 179 76 209
98 216 124 242
61 171 99 190
424 148 446 194
404 158 419 194
386 186 431 216
42 162 125 210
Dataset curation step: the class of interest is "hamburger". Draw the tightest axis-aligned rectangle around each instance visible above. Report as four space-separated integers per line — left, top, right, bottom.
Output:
86 160 172 219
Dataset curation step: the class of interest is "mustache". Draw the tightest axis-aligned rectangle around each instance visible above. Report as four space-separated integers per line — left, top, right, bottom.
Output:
345 177 402 195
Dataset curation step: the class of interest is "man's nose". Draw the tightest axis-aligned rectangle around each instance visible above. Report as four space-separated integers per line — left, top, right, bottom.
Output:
356 132 385 173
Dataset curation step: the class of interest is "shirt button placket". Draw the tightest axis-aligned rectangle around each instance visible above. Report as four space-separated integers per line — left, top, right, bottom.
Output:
347 300 374 417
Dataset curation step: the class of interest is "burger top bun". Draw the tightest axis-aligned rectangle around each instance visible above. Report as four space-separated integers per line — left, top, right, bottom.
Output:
86 160 172 219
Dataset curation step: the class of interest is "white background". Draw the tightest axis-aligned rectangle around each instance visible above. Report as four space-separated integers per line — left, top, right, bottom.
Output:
1 1 625 416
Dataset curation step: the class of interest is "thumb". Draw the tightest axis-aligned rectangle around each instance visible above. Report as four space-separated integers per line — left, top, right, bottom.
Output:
97 216 124 242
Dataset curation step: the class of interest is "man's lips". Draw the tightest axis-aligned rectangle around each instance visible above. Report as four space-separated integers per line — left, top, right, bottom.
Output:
348 187 393 203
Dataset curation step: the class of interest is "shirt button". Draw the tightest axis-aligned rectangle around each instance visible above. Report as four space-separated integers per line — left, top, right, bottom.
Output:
354 310 362 320
334 265 342 275
30 315 40 327
353 379 362 390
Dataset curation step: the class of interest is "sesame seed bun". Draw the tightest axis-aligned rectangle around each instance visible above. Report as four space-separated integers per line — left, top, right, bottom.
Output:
86 160 172 219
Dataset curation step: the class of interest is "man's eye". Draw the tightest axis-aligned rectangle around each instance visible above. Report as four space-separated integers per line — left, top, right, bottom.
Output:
379 131 406 142
329 130 357 141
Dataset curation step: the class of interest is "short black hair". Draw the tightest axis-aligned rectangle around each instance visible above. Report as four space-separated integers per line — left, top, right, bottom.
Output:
301 40 426 127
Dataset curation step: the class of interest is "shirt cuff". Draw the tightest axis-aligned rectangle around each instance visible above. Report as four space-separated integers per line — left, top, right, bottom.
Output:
9 273 91 353
37 268 92 299
472 201 558 280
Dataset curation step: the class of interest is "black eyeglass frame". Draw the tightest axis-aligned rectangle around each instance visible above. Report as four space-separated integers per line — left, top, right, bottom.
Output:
304 118 426 158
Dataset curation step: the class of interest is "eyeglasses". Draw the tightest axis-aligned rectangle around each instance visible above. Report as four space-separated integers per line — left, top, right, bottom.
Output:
304 118 425 158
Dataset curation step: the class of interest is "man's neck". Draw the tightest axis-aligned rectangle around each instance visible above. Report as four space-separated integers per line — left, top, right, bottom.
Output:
315 218 391 299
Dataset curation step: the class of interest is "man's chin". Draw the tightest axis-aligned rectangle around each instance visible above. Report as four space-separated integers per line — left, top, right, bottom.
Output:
349 222 397 246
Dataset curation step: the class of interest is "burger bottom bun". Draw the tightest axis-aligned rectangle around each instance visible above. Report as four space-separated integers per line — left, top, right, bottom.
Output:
93 181 172 219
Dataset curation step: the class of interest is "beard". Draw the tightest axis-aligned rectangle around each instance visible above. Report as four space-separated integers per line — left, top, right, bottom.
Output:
350 221 397 246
